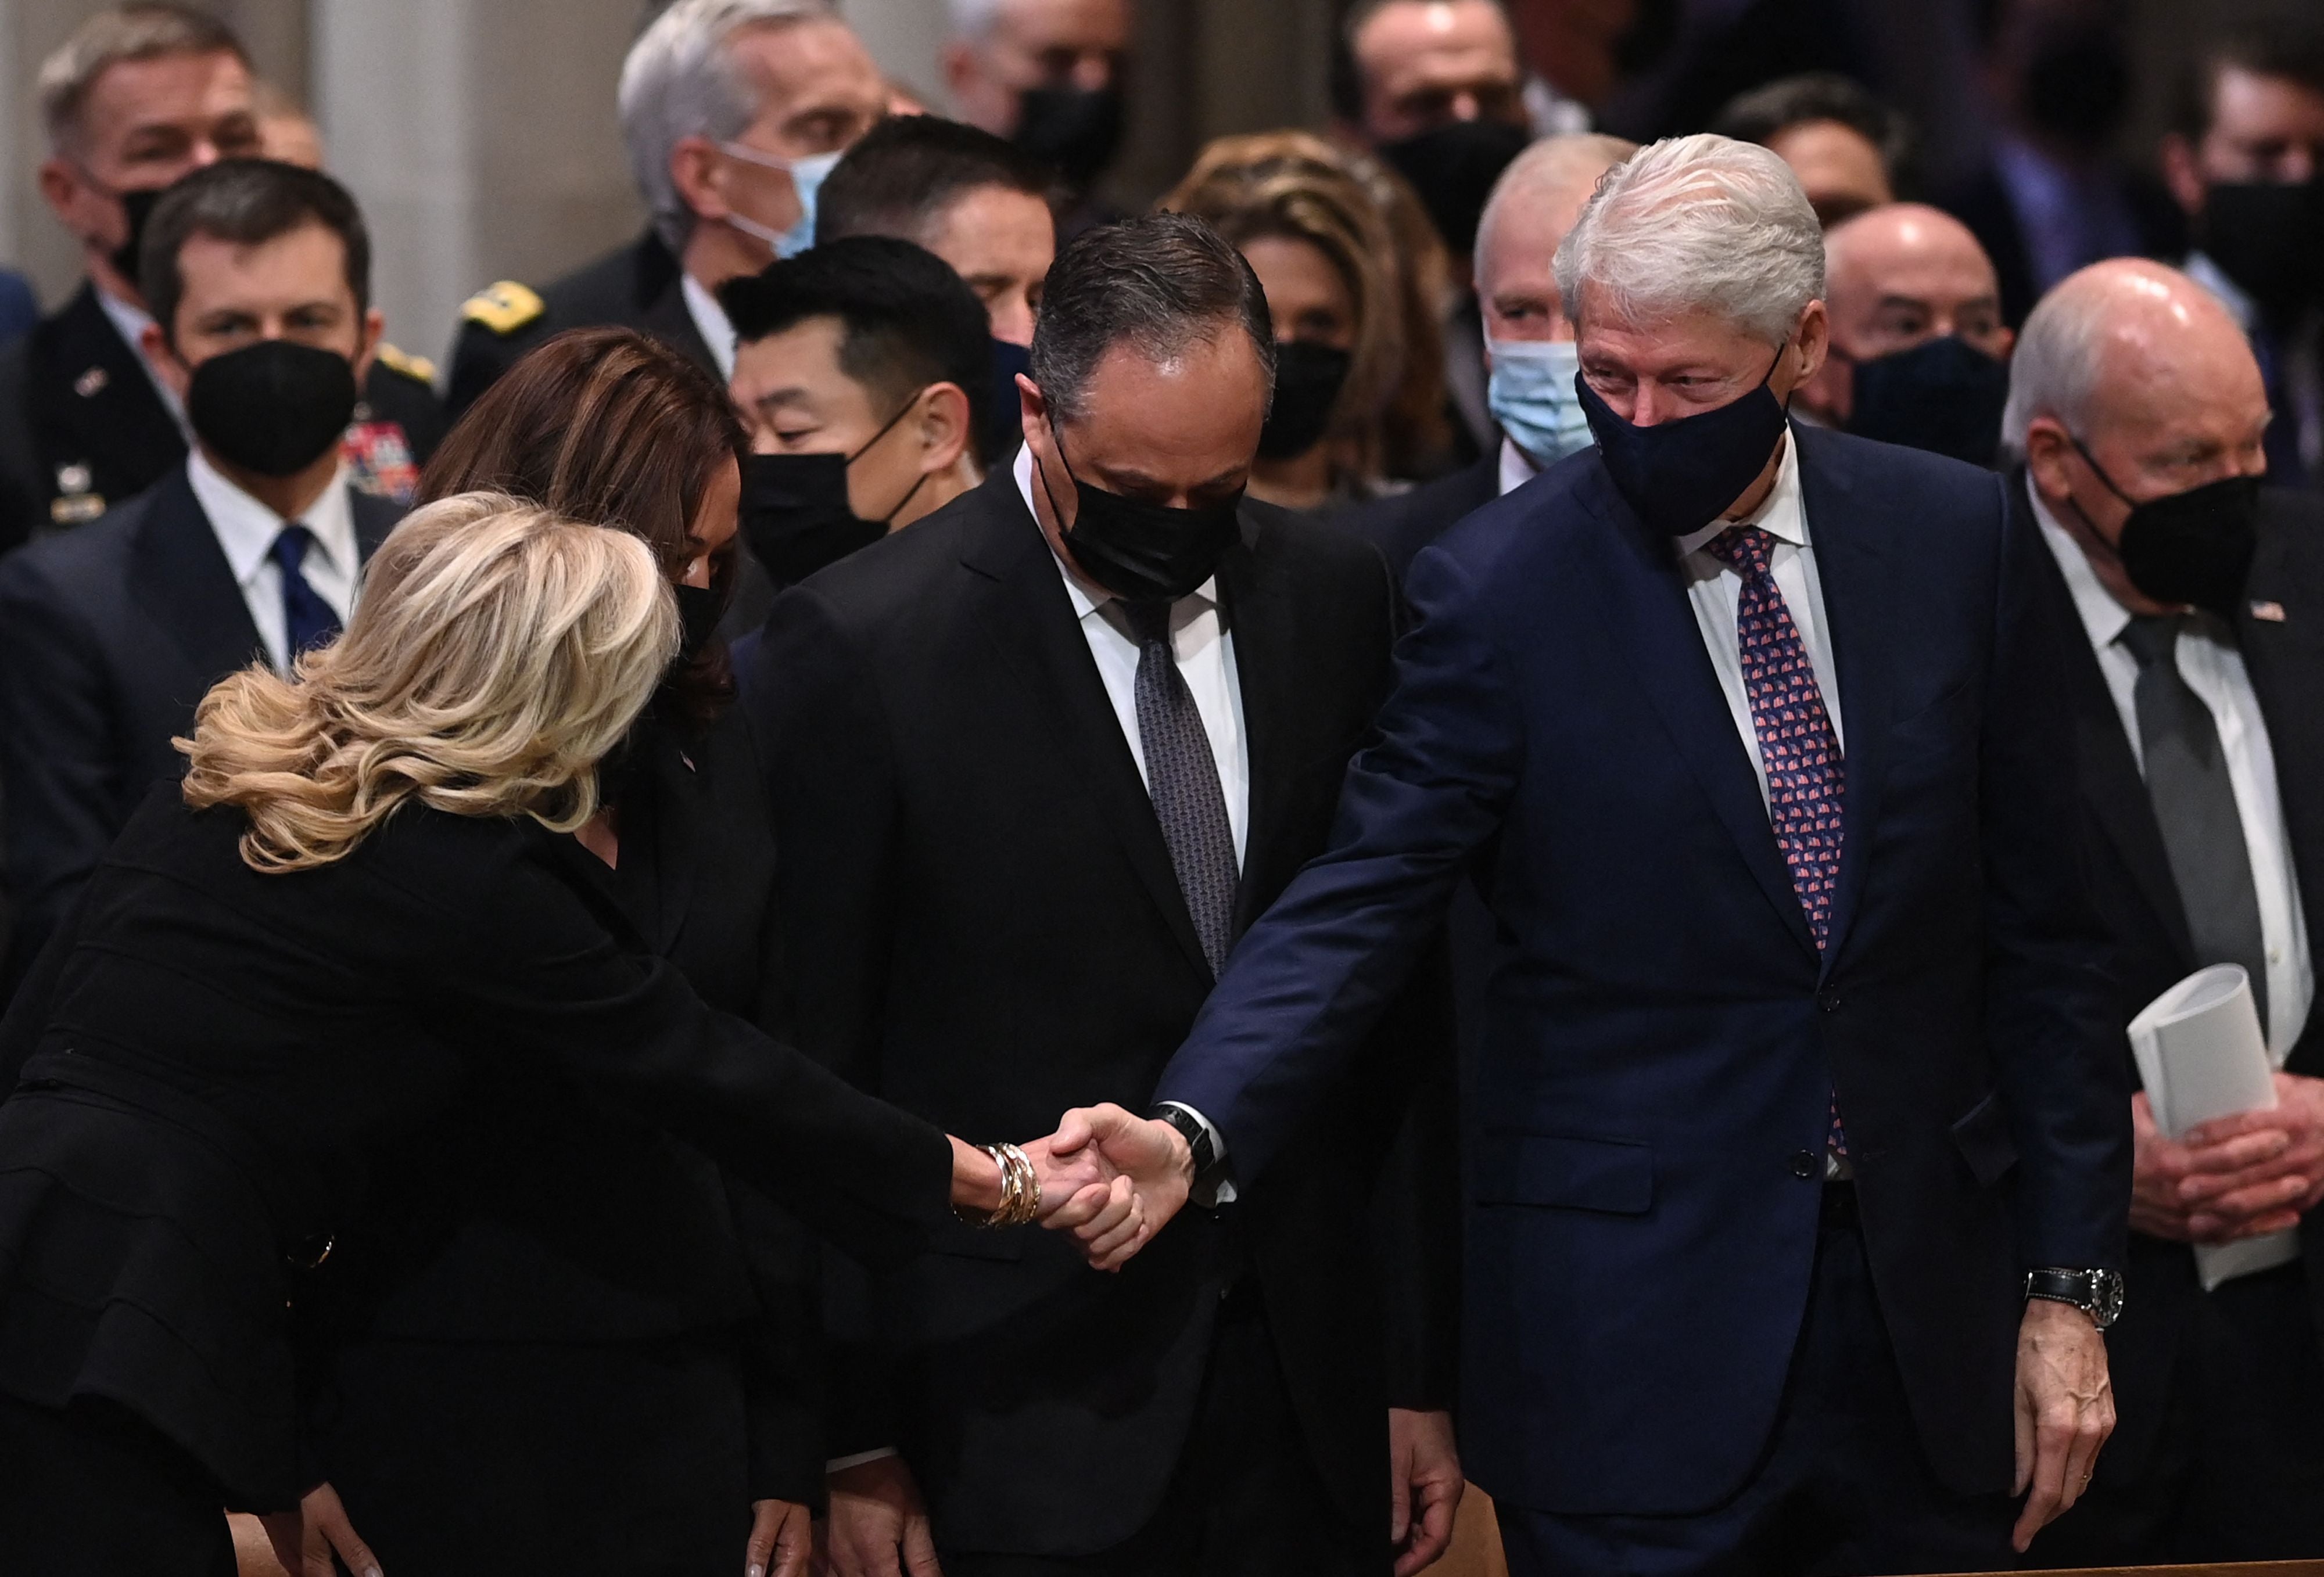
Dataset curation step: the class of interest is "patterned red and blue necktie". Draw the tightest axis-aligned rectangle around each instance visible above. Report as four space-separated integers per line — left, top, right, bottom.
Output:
1704 524 1848 1157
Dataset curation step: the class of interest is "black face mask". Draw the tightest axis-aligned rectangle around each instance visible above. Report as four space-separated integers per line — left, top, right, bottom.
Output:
2201 179 2324 325
1013 86 1124 192
1038 422 1243 602
986 337 1033 464
1377 119 1531 256
672 581 726 662
110 186 164 286
185 339 358 477
737 393 928 586
1844 336 2010 466
1257 341 1353 461
1577 346 1791 537
2071 439 2262 618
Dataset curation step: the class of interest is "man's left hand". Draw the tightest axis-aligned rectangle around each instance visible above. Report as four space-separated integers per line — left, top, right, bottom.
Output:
2177 1072 2324 1240
1389 1407 1463 1576
745 1497 812 1577
2010 1298 2114 1553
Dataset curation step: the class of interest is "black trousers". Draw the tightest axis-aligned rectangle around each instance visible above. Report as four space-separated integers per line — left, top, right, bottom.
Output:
0 1391 236 1577
939 1281 1379 1576
316 1330 755 1577
2032 1256 2324 1564
1497 1187 2015 1577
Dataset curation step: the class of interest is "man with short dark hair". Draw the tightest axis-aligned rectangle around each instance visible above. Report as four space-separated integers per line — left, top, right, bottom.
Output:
0 157 403 986
2160 20 2324 489
815 116 1056 347
1711 71 1910 227
748 213 1460 1577
721 236 991 592
0 4 437 554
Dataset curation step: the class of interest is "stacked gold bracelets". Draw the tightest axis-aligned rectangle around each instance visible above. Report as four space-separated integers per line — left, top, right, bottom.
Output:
956 1141 1042 1229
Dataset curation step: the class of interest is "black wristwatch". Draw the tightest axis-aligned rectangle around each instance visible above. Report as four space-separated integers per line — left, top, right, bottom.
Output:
1147 1104 1218 1177
2024 1267 2125 1330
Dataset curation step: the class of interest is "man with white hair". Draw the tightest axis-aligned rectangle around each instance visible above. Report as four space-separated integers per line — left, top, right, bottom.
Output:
443 0 885 415
1103 132 2131 1573
2003 259 2324 1565
1792 202 2014 464
941 0 1132 214
1343 131 1634 579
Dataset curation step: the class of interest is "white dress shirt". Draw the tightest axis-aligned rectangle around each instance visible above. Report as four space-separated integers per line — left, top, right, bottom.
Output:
680 272 737 382
2030 481 2314 1058
185 450 361 676
1495 434 1538 500
94 286 188 436
1672 432 1846 808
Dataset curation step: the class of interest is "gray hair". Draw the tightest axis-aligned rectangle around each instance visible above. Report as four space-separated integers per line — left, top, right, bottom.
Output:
1475 132 1637 289
39 3 247 153
1552 132 1824 346
1999 267 2158 455
1031 213 1277 426
618 0 833 250
948 0 1007 38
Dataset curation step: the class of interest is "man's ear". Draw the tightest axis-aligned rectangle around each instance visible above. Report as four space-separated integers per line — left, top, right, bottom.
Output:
35 158 84 227
140 320 192 401
916 382 974 475
2157 133 2205 218
669 135 728 222
1017 372 1048 454
2022 418 2076 506
1788 299 1830 388
350 306 386 386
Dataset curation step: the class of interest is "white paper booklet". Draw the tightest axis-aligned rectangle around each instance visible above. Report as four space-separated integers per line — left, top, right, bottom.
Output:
2127 964 2298 1291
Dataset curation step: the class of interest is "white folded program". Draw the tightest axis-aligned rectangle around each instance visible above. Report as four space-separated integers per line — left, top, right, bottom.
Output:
2128 964 2300 1291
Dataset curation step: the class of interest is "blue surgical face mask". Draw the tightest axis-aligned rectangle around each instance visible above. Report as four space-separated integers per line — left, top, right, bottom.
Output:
719 143 842 259
1487 338 1594 469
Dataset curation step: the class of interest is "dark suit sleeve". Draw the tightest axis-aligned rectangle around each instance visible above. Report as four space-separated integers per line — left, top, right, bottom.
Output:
425 837 952 1269
1368 935 1462 1410
1975 471 2133 1272
747 583 911 1457
0 552 125 976
1155 542 1523 1184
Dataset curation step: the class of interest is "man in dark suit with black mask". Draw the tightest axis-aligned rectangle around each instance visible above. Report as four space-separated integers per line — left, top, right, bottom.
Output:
748 213 1461 1577
0 159 401 989
2008 258 2324 1565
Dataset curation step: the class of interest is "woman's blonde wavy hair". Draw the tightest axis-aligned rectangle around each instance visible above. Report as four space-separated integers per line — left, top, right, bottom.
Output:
180 491 678 873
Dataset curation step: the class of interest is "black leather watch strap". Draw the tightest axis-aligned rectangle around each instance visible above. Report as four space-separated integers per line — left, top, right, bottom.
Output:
1147 1104 1217 1176
2024 1267 2125 1330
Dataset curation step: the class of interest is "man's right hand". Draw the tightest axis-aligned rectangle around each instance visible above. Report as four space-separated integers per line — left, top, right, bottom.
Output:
2130 1090 2297 1243
824 1456 942 1577
1038 1103 1195 1270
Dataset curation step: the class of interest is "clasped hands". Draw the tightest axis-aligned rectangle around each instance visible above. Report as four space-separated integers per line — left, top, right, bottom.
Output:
2131 1073 2324 1244
954 1104 1196 1270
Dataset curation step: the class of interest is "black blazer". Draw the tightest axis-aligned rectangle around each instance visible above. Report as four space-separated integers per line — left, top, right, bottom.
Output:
0 468 402 985
745 471 1458 1556
443 231 716 419
1336 453 1500 585
306 707 829 1501
0 789 952 1511
0 282 444 555
2025 475 2324 1479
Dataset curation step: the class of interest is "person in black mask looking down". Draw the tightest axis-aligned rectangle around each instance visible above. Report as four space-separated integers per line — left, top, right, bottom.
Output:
744 211 1461 1577
2004 257 2324 1566
1791 202 2015 466
941 0 1131 238
0 156 404 993
720 238 989 620
2161 20 2324 490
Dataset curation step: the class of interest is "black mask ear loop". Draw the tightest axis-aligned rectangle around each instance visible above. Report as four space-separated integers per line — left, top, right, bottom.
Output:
847 385 936 526
2056 432 2146 552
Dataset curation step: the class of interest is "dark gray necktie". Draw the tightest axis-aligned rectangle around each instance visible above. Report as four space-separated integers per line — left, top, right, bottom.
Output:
2119 613 2269 1023
1123 598 1239 978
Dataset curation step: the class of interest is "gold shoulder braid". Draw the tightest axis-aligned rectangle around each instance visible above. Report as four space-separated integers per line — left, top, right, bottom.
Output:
459 281 545 336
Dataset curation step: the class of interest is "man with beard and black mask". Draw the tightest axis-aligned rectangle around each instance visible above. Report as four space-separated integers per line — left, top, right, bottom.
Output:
745 213 1460 1577
443 0 887 418
2161 21 2324 491
0 6 437 556
2005 258 2324 1566
0 159 403 991
1792 203 2015 466
941 0 1132 240
719 237 989 641
1939 0 2185 328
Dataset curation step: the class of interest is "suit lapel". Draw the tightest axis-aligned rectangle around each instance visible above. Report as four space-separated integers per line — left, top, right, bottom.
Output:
31 285 185 509
641 271 719 378
2240 499 2324 1068
1575 463 1819 961
636 726 705 953
1213 515 1301 931
126 468 267 687
961 475 1214 982
1794 430 1895 978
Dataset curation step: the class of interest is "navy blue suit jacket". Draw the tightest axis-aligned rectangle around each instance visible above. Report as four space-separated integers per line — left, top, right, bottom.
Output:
1155 425 2131 1517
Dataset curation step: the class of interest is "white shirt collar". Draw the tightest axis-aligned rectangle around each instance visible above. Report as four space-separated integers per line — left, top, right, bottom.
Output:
680 272 737 382
1012 443 1220 620
1496 435 1539 498
2026 472 2135 651
1673 426 1807 559
185 447 358 590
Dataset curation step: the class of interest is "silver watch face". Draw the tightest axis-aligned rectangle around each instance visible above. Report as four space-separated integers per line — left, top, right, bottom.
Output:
2089 1271 2125 1328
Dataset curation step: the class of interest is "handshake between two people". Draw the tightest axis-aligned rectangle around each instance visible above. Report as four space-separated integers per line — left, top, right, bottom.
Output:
946 1104 1198 1270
